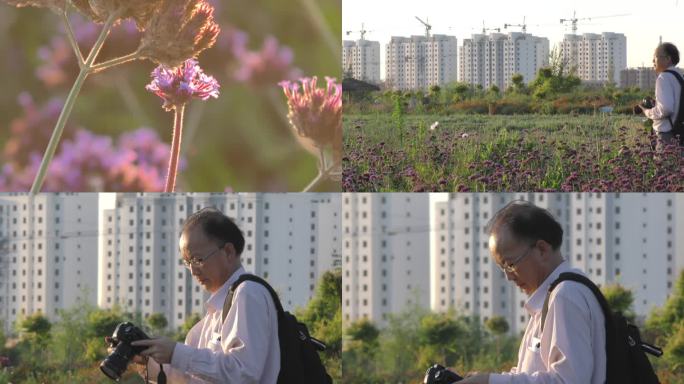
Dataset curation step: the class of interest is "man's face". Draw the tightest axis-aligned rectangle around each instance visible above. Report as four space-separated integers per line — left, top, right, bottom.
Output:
489 226 540 295
179 226 234 293
653 48 672 73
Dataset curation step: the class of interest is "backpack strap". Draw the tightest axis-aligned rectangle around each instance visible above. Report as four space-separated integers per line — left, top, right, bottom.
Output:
540 272 611 334
663 69 684 139
221 273 284 324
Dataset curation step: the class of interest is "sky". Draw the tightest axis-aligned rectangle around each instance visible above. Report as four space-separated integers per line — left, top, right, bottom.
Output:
342 0 684 80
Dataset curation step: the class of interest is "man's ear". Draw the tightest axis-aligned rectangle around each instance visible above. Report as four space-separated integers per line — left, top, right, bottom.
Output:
536 239 553 257
223 242 238 260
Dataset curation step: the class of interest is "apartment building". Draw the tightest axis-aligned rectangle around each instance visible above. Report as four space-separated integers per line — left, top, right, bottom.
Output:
343 39 382 84
385 35 458 90
459 32 549 90
432 193 678 333
620 67 657 90
342 193 430 326
561 32 627 84
99 193 340 330
0 193 99 333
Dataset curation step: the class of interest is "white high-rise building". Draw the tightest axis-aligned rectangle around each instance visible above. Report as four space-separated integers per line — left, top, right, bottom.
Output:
432 193 679 334
561 33 627 84
342 193 430 326
385 35 458 90
459 32 549 90
0 193 99 333
99 193 340 330
343 39 381 84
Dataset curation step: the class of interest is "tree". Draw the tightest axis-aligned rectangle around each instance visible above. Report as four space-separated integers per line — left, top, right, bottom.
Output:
175 313 202 342
602 284 635 322
485 316 509 335
647 270 684 339
87 308 125 338
510 73 527 94
18 312 51 340
346 319 379 345
146 313 168 335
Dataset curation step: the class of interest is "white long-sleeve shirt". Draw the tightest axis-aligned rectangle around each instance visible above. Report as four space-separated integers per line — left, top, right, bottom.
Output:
146 267 280 383
489 261 606 384
644 66 682 133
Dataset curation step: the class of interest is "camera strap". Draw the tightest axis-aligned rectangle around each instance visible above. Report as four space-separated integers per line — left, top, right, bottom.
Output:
158 364 167 384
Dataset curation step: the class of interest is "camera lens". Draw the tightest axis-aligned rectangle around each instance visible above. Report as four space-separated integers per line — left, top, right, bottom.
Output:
100 342 135 380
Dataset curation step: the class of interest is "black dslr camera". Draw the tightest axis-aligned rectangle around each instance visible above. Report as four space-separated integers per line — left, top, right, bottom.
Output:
100 322 150 380
634 96 655 114
424 364 463 384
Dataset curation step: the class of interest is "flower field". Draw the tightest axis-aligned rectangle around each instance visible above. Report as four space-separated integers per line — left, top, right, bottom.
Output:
343 113 684 192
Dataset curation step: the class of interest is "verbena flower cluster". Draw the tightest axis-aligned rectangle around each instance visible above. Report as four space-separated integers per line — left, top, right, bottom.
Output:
146 58 220 111
279 76 342 160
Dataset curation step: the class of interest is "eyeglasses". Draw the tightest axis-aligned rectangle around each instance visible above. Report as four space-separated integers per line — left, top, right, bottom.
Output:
181 243 225 268
497 244 535 274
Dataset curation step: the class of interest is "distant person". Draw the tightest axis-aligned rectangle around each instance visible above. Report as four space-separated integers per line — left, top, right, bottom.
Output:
458 201 607 384
636 42 683 151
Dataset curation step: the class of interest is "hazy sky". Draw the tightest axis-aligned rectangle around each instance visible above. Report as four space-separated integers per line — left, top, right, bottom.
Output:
343 0 684 79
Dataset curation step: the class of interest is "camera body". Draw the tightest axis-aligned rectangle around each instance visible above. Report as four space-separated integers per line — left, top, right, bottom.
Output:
634 96 655 114
100 322 149 381
424 364 463 384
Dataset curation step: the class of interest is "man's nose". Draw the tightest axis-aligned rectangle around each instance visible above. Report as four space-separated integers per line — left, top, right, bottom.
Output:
189 264 200 276
504 270 515 281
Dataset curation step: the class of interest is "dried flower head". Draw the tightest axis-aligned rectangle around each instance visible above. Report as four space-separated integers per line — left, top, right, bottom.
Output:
138 0 220 67
145 58 219 111
86 0 163 27
1 0 66 12
279 76 342 158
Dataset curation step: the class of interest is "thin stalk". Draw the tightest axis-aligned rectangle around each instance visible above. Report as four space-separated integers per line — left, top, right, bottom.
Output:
302 171 324 192
90 51 141 74
165 105 186 192
30 11 120 195
62 10 84 68
297 0 339 59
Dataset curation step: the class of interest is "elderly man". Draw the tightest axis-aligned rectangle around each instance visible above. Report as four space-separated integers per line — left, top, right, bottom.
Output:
129 208 280 383
460 201 606 384
639 42 682 151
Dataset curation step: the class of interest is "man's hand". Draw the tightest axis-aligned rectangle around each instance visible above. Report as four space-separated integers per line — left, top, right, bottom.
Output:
460 372 490 384
131 337 177 365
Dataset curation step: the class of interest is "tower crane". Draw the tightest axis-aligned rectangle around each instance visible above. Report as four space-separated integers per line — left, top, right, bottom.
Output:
560 11 630 35
345 23 372 41
415 16 432 38
482 21 501 34
504 16 527 34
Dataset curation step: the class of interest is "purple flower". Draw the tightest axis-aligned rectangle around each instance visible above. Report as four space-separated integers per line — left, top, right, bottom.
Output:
146 59 220 111
234 36 301 87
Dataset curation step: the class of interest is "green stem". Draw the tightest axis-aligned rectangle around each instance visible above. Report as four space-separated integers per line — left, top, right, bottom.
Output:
165 105 186 192
62 8 84 68
90 51 141 74
29 11 120 195
297 0 339 60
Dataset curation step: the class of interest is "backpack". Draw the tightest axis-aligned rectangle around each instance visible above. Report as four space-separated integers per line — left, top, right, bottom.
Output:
222 274 333 384
663 69 684 145
541 272 662 384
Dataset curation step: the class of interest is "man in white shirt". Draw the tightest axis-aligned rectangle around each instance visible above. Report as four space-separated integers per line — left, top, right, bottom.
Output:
639 42 681 151
129 207 280 383
460 201 606 384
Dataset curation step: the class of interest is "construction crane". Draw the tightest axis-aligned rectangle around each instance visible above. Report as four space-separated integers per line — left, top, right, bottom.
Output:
560 11 630 35
345 23 372 41
504 16 527 34
482 21 501 34
415 16 432 38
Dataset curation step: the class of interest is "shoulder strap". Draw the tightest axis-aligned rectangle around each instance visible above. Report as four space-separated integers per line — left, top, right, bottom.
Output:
221 274 285 323
663 69 684 134
541 272 611 333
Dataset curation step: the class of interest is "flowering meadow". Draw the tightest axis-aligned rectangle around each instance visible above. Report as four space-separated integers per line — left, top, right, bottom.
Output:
343 113 684 192
0 0 341 192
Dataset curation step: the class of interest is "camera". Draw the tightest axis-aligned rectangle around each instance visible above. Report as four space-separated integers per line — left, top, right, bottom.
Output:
634 96 655 114
100 322 150 380
424 364 463 384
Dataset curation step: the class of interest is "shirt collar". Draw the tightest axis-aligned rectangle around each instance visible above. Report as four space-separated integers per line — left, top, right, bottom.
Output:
205 266 246 314
524 260 571 315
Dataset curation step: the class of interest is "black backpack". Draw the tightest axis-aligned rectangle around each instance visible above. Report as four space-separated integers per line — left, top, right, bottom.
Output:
542 272 662 384
222 274 333 384
663 69 684 145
